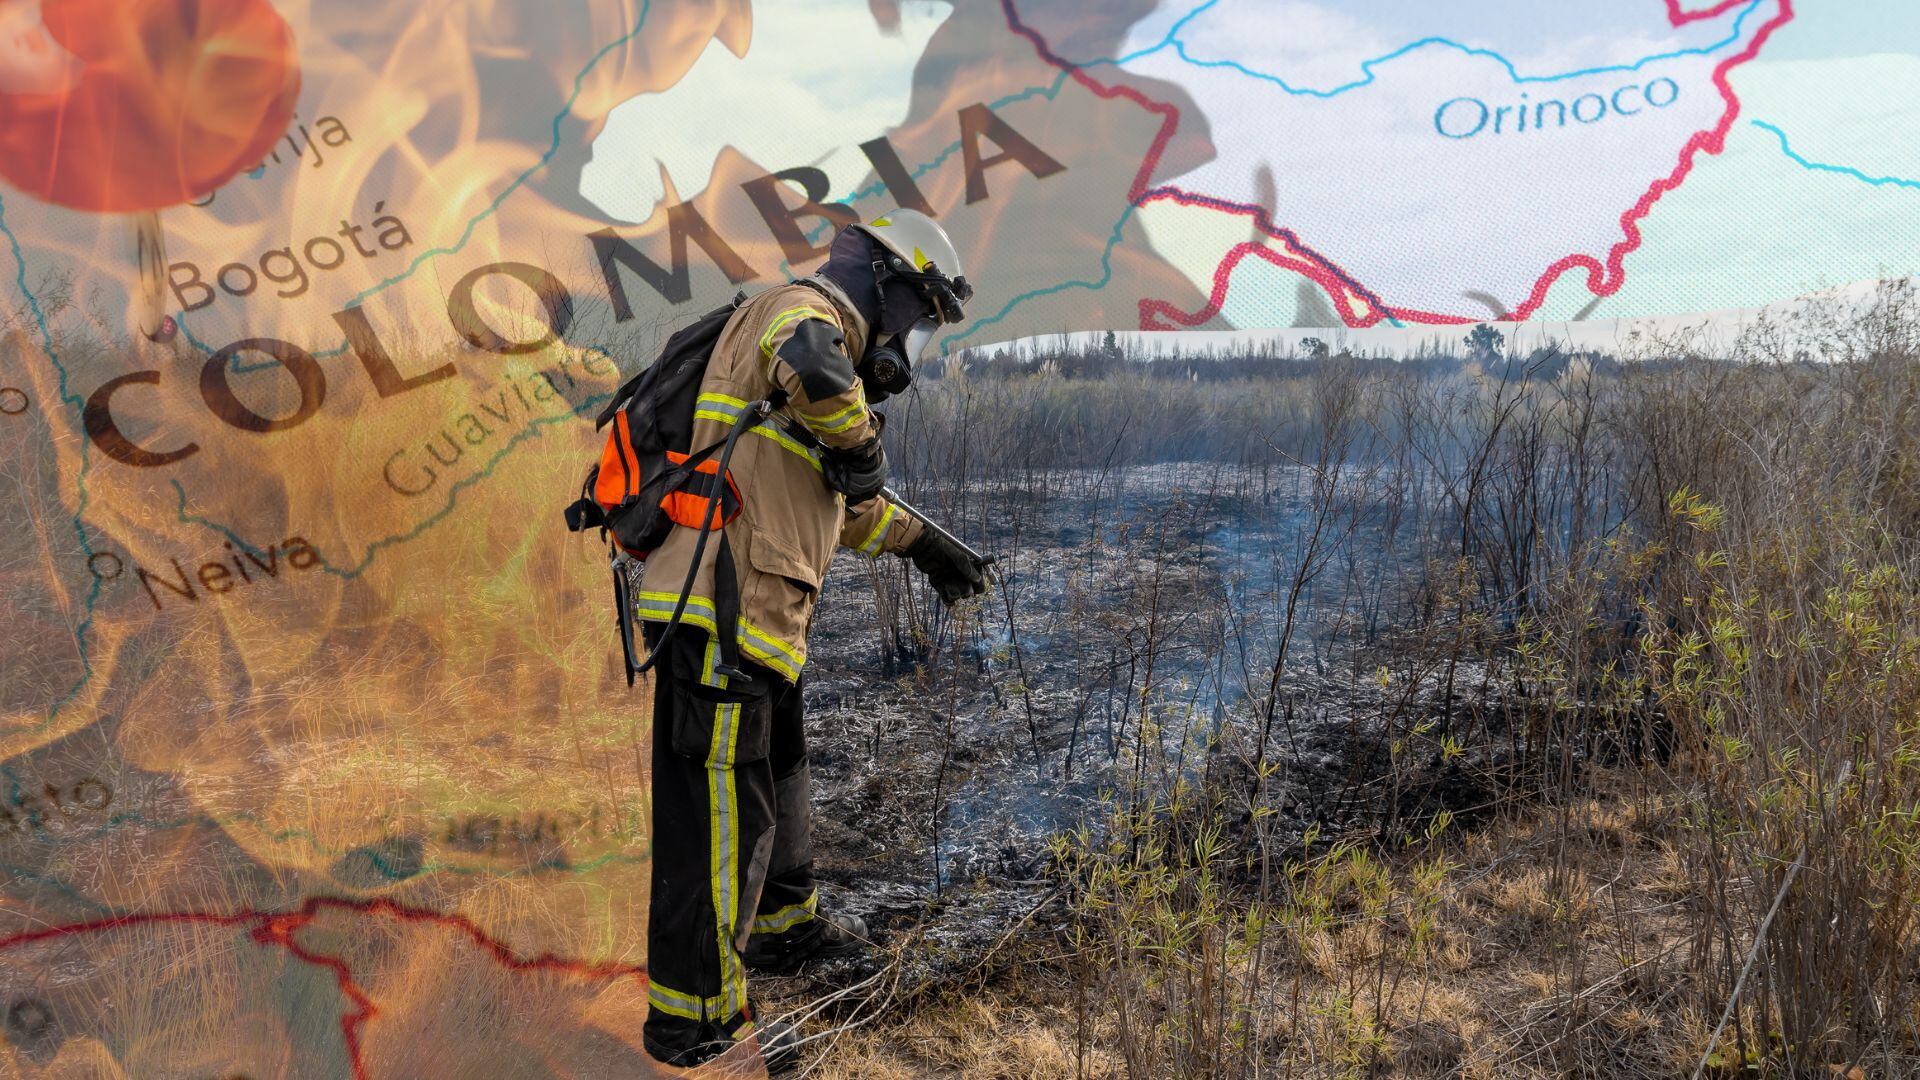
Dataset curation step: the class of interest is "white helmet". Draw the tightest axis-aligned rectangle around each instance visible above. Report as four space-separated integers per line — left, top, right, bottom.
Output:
849 209 972 326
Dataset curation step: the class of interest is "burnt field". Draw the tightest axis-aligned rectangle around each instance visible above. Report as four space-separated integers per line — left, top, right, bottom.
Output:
760 389 1545 1052
796 462 1491 941
757 298 1920 1078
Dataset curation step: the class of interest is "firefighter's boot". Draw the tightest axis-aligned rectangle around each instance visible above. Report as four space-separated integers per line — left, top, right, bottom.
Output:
742 910 868 974
756 1019 802 1075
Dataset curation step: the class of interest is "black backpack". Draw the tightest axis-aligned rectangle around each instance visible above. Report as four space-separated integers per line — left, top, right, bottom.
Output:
564 291 774 685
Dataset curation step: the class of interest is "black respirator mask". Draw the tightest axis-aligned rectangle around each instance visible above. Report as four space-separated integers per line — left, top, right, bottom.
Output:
858 317 937 402
856 252 972 404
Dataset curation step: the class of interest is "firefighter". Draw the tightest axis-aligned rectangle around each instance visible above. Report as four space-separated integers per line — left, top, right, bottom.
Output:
636 210 987 1069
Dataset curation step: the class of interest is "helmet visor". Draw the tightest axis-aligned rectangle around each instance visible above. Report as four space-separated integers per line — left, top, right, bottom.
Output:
900 316 941 365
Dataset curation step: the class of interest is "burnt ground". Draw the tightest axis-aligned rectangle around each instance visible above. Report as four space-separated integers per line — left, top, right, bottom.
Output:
755 463 1509 1024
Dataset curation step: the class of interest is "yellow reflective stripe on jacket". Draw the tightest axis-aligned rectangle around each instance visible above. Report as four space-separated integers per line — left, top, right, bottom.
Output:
694 392 823 474
758 305 830 361
633 591 806 680
752 424 824 473
737 618 805 674
799 397 868 436
633 591 721 638
707 699 748 1021
694 391 748 412
751 890 818 935
693 391 748 427
858 501 897 557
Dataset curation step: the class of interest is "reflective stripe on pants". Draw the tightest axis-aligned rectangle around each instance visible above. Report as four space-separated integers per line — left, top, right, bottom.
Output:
642 625 819 1063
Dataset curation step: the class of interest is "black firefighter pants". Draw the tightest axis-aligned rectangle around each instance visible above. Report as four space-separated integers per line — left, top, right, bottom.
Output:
641 624 819 1061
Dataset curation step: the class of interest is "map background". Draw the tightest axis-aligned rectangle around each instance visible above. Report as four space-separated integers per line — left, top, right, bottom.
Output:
0 1 1915 1074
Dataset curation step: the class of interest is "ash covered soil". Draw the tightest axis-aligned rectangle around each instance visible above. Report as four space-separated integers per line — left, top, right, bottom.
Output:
758 463 1506 1013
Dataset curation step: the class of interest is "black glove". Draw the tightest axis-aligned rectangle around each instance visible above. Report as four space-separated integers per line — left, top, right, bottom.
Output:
904 529 988 605
822 436 888 503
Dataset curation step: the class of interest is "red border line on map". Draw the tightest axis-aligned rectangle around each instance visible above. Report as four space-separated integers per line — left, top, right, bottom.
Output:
1667 0 1751 26
998 0 1436 330
252 911 381 1078
1501 0 1796 322
0 897 651 1080
1003 0 1794 329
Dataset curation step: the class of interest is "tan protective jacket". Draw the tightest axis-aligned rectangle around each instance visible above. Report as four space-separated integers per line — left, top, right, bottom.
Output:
635 275 923 685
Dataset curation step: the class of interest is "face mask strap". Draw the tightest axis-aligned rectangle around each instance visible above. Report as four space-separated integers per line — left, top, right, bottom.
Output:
871 255 894 336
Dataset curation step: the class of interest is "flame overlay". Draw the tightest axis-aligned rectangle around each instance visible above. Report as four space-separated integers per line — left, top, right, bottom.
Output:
0 0 299 211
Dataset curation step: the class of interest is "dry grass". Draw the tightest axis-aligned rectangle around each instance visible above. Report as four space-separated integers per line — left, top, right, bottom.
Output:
809 985 1111 1078
812 788 1711 1079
